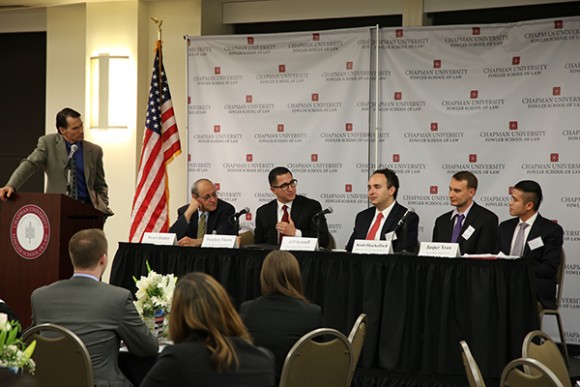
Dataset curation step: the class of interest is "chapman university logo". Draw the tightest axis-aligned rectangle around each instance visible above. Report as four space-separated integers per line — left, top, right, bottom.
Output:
321 123 389 144
286 160 342 174
404 122 464 144
444 27 507 48
405 60 468 80
441 155 505 176
484 56 548 79
442 90 505 112
187 44 212 57
288 33 343 53
188 104 211 115
287 93 343 113
480 121 545 143
521 154 580 175
385 92 426 112
188 161 211 173
524 20 580 44
254 124 308 144
224 95 275 115
522 86 580 109
224 37 275 55
11 205 50 260
402 188 448 207
254 191 276 204
192 67 243 86
256 64 308 85
191 125 243 144
223 158 275 174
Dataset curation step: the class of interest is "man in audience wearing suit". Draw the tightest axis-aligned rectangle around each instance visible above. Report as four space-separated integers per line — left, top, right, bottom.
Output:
0 298 19 324
346 168 419 253
0 107 113 216
432 171 498 254
496 180 563 310
31 229 158 387
254 166 330 249
169 178 237 247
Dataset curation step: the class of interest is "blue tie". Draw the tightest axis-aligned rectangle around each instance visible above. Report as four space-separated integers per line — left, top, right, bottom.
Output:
451 214 464 243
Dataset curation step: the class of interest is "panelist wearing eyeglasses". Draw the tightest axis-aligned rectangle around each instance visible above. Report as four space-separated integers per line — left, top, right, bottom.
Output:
254 166 330 249
169 178 237 247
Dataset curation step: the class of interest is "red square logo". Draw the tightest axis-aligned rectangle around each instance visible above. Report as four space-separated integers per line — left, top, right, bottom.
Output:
245 213 252 221
553 87 561 96
311 93 319 102
312 33 320 41
346 61 353 70
214 66 221 75
433 59 442 69
550 153 559 162
430 122 438 132
508 186 514 195
188 153 191 162
509 121 518 130
395 29 404 38
277 124 284 132
246 95 253 103
345 184 352 193
472 27 480 35
278 64 286 73
311 154 318 162
430 186 438 195
470 90 479 99
469 154 477 163
213 125 221 133
246 154 253 162
512 56 520 65
394 92 402 100
247 37 254 45
555 20 563 29
215 183 220 191
392 154 400 162
345 123 353 132
188 96 191 104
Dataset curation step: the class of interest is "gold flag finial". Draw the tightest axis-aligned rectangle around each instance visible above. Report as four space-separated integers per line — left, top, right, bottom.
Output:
151 17 163 40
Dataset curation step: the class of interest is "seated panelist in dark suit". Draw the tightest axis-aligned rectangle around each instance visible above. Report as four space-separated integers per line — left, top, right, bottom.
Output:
496 180 563 310
254 166 330 248
432 171 498 254
141 272 275 387
346 168 419 253
169 178 236 247
240 251 325 381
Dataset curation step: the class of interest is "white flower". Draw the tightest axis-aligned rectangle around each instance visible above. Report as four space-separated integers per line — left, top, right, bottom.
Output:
133 263 177 319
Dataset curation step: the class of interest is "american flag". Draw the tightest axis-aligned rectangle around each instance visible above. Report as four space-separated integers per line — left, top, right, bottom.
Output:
129 41 181 242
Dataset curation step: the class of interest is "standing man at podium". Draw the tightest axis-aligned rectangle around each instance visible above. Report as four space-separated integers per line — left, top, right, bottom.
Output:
0 107 113 216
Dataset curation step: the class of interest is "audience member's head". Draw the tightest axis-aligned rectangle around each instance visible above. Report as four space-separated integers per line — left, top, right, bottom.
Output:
260 251 307 302
68 228 108 270
169 272 251 372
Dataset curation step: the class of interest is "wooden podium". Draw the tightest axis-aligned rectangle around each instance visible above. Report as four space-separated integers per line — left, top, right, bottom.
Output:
0 193 104 327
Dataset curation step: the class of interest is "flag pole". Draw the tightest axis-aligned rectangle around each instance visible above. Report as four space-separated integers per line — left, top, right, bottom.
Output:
151 17 163 41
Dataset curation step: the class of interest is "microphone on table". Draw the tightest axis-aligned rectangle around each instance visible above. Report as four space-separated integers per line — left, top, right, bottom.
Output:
392 207 415 235
313 207 333 220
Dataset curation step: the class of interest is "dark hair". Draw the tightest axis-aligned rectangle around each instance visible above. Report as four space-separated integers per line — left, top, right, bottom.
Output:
372 168 399 199
514 180 543 211
260 251 307 302
452 171 478 190
56 107 81 131
69 229 107 269
268 166 292 186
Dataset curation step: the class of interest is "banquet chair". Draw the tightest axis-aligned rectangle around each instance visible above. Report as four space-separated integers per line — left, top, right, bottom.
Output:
346 313 367 386
279 328 352 387
21 323 93 387
539 248 569 366
500 358 564 387
238 230 255 246
459 340 486 387
522 330 571 387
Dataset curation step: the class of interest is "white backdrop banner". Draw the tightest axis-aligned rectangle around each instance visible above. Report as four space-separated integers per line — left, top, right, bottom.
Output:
186 17 580 343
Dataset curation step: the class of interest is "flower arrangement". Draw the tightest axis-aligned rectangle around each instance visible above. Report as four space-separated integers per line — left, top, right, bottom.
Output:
0 313 36 375
133 261 177 319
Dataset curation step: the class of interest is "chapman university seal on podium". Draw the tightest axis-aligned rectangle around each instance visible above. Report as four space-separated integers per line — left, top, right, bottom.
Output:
10 204 51 260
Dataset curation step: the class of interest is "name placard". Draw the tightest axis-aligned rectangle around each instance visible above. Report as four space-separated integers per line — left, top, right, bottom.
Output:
352 240 393 255
418 242 460 258
280 237 319 251
142 232 177 246
202 234 237 249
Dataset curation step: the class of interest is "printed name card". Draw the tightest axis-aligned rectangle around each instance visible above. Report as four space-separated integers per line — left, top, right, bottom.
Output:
280 237 319 251
142 232 177 246
202 234 237 248
418 242 460 258
352 240 393 255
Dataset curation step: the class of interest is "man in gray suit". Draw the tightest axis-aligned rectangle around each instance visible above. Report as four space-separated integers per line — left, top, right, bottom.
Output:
0 107 113 216
31 229 158 387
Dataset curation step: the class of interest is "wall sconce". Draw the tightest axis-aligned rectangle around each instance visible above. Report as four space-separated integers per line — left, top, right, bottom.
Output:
90 53 129 129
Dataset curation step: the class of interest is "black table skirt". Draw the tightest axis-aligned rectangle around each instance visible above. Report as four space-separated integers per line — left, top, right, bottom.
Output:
110 243 539 378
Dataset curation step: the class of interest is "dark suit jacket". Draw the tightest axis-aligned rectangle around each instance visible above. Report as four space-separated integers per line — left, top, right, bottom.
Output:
7 133 112 215
346 202 419 253
432 202 498 254
496 214 564 309
169 198 236 239
254 195 330 249
0 301 19 324
240 294 324 380
141 337 275 387
31 277 158 387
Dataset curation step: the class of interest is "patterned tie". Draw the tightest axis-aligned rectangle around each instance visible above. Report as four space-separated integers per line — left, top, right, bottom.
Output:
279 205 289 244
511 223 529 256
69 156 78 200
366 213 384 240
450 214 465 243
197 212 207 239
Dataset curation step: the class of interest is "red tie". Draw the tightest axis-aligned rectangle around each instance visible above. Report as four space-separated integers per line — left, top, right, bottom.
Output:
366 213 384 240
279 205 289 244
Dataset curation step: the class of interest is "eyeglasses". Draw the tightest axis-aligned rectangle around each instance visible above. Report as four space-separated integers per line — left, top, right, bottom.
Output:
198 192 218 201
271 179 298 191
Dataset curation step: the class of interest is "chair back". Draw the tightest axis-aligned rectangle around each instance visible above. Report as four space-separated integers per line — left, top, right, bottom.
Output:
279 328 352 387
500 358 564 387
460 340 486 387
522 330 571 387
346 313 367 386
238 230 255 246
555 249 565 309
21 323 93 387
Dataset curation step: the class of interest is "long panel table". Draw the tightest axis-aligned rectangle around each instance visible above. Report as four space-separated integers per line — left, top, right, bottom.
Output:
110 243 540 378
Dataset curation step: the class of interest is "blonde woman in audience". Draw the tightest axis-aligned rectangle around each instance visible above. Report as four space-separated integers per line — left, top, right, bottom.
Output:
141 272 275 387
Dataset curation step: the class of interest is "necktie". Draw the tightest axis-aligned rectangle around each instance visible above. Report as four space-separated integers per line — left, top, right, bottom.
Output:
450 214 465 243
197 212 207 239
511 223 529 256
279 205 289 244
366 213 384 240
69 156 78 200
